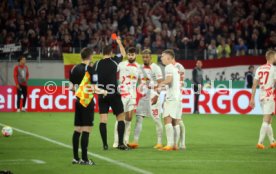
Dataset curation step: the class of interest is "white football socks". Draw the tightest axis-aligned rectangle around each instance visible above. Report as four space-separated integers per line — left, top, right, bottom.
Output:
173 125 180 147
113 121 118 147
124 121 131 144
179 120 186 148
153 118 163 145
165 123 174 147
133 115 143 143
258 122 269 144
267 124 275 144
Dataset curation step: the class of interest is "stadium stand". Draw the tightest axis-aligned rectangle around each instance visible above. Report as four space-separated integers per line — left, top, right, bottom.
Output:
0 0 275 60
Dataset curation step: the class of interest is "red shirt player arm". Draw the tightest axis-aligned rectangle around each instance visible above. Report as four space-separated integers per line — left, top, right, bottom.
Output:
13 65 19 86
26 66 29 81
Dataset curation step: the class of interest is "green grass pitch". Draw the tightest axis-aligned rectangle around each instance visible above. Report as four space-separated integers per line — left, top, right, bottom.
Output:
1 112 276 174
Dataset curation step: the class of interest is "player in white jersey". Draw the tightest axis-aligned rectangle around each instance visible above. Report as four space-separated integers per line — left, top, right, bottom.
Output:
158 49 181 151
128 49 164 149
173 59 186 149
250 50 276 149
113 47 140 147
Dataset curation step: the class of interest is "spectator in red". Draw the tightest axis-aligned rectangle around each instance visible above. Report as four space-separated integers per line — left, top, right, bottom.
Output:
14 55 29 112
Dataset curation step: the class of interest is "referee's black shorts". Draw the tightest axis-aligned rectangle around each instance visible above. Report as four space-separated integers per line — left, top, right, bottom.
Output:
98 93 124 116
74 99 95 126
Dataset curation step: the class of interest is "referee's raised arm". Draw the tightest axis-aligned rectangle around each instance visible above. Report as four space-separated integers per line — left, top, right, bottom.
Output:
95 37 129 151
116 37 126 58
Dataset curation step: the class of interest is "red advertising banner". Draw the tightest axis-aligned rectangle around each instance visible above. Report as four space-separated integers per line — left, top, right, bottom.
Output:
0 86 274 114
0 86 96 112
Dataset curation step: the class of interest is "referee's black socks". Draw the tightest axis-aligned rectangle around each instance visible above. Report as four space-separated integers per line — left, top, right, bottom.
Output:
99 123 108 146
72 131 81 160
81 131 90 161
118 121 125 145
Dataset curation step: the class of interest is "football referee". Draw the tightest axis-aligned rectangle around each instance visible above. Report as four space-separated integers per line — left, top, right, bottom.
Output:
69 48 107 165
94 37 128 150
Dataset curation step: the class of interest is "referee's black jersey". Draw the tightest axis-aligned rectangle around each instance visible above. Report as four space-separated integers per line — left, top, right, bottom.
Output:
69 63 97 85
94 57 120 93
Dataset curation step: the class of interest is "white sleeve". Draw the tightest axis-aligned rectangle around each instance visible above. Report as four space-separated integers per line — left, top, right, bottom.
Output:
154 65 163 80
254 68 259 80
179 64 185 77
165 65 173 77
180 65 185 73
274 67 276 80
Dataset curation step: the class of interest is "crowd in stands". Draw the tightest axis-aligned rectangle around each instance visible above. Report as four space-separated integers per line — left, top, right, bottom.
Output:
0 0 275 60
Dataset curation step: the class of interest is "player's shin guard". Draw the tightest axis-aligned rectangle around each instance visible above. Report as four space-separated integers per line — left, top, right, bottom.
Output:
258 122 269 144
113 121 118 147
124 121 131 145
267 124 275 144
81 131 89 161
179 120 186 147
72 131 81 160
173 125 180 147
165 123 174 147
118 121 125 145
154 118 163 145
133 115 143 143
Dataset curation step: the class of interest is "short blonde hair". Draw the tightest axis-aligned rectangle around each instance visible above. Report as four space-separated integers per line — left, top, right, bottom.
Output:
142 49 151 55
266 49 276 60
162 49 175 59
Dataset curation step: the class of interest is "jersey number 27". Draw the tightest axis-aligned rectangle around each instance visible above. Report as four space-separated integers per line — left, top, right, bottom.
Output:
258 71 269 85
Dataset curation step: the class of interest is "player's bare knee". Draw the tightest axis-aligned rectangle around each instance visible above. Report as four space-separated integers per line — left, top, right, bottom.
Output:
172 119 180 126
263 115 272 123
125 112 133 121
116 112 125 121
268 115 273 124
269 116 273 124
100 114 108 123
125 116 132 121
74 127 82 133
164 116 172 125
81 126 92 133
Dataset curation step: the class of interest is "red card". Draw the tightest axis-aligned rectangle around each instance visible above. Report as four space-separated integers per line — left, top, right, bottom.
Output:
111 33 117 40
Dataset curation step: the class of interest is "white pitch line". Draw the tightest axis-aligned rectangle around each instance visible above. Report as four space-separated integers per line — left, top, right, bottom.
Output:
146 159 276 163
0 163 39 166
0 159 46 165
181 160 276 163
0 159 27 162
0 123 152 174
32 159 46 164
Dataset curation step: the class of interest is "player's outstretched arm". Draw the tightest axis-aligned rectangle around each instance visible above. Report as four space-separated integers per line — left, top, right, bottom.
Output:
250 79 258 108
116 38 126 58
